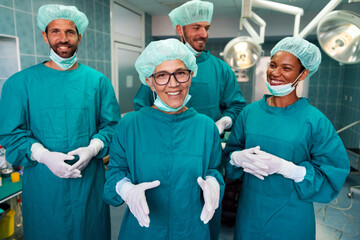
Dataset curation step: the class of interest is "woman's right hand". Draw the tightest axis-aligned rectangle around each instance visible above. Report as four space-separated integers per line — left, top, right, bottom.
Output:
230 146 270 180
117 180 160 227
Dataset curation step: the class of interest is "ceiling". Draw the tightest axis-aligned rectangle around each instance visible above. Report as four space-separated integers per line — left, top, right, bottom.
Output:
123 0 353 18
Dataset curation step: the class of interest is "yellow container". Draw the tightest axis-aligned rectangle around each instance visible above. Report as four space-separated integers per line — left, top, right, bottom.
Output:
10 172 20 183
0 209 15 239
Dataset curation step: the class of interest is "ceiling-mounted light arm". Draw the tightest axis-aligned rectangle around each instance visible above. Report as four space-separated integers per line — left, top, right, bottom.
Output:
253 12 266 43
294 14 301 36
252 0 303 15
252 0 303 36
298 0 342 38
240 0 266 44
240 12 266 44
241 0 252 18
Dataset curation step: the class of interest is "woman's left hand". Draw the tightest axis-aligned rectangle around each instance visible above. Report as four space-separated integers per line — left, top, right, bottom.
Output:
255 150 306 182
197 176 220 224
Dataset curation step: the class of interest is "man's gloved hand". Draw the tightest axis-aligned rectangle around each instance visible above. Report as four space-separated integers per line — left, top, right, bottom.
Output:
197 176 220 224
215 116 232 135
31 142 81 178
255 150 306 182
68 139 104 171
230 146 270 180
116 179 160 227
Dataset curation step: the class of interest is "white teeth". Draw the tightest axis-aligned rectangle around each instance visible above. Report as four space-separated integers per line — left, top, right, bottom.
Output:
167 91 180 95
271 80 283 84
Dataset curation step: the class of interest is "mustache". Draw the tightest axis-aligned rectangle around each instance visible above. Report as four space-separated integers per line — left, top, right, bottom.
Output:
54 43 71 48
194 38 207 42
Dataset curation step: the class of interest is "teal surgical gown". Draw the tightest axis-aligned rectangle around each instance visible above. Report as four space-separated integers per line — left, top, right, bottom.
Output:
134 50 245 240
0 63 121 240
223 96 350 240
103 107 225 240
133 50 246 123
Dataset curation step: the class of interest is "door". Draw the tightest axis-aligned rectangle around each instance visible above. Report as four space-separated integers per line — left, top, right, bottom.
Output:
113 43 142 114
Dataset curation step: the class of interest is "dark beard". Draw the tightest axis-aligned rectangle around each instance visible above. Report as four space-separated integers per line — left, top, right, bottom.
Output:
49 42 77 58
183 33 207 52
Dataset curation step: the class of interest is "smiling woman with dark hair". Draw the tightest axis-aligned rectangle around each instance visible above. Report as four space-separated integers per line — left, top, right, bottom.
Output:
223 37 350 240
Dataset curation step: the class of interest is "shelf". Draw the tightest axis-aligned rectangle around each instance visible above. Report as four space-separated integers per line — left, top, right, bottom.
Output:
0 176 22 204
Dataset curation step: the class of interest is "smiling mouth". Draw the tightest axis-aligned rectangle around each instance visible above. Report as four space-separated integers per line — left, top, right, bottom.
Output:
270 79 284 85
167 91 180 96
195 40 206 45
58 46 70 51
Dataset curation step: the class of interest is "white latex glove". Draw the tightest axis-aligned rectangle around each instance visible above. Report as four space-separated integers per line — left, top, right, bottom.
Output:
68 139 104 171
197 176 220 224
215 116 232 135
230 146 270 180
255 150 306 182
117 179 160 227
31 142 81 178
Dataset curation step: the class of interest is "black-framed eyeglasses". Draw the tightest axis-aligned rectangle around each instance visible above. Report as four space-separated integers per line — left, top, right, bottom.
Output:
150 69 192 85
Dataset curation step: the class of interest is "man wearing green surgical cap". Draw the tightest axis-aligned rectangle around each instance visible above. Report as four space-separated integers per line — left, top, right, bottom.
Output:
133 0 246 136
0 4 120 240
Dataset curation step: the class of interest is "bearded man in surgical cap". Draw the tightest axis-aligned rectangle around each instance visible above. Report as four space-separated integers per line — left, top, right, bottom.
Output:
0 4 120 240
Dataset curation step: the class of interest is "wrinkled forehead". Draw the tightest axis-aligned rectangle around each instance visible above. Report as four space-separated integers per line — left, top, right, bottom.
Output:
154 59 187 72
46 19 78 31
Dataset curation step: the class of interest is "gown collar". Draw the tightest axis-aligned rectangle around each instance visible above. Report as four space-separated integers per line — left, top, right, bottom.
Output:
260 95 310 115
38 62 84 74
196 50 210 63
141 106 198 122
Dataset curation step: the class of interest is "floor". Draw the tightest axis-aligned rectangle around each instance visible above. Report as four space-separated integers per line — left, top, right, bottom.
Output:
314 173 360 240
110 161 360 240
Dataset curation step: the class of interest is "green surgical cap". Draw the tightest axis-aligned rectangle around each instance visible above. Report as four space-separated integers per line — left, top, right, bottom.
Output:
169 0 213 29
270 37 322 79
37 5 89 35
135 39 198 86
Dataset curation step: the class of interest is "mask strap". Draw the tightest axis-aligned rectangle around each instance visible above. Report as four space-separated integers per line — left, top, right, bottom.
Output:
149 78 156 103
181 27 187 43
291 69 306 88
46 35 53 52
152 91 156 103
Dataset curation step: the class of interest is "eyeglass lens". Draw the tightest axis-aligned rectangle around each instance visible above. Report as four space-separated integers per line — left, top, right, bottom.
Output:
153 69 191 85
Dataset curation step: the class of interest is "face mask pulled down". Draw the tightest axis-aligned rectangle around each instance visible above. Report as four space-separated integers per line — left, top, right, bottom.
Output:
266 70 305 97
153 94 191 112
150 80 191 112
50 48 77 70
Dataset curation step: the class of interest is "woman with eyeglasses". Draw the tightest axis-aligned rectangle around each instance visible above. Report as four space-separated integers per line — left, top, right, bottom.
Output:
103 38 224 240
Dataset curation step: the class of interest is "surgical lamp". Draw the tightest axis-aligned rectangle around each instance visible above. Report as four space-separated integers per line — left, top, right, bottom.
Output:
222 0 359 70
222 36 262 70
317 10 360 64
221 0 304 70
